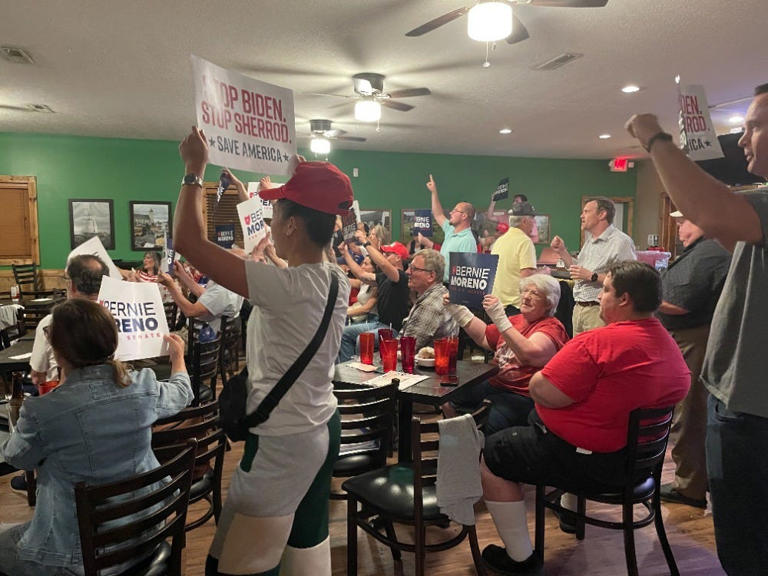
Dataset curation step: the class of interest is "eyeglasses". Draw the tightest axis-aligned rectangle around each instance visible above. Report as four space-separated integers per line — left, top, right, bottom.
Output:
408 264 432 273
449 208 466 215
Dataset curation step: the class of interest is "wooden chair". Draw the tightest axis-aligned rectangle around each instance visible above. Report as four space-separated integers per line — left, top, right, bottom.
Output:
218 315 242 382
188 319 221 404
12 263 40 295
152 401 226 531
534 406 678 576
74 441 197 576
343 404 489 576
331 381 398 500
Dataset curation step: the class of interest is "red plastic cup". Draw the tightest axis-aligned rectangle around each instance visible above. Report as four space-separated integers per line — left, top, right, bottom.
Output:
359 332 375 365
380 338 398 372
400 336 416 374
448 336 459 375
39 380 59 395
434 338 449 375
377 328 394 342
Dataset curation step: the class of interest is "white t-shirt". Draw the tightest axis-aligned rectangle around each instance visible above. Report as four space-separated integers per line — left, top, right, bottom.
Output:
30 314 58 381
197 280 244 333
244 261 350 436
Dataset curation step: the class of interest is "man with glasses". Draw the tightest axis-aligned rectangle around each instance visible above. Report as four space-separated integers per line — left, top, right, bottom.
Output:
426 174 478 282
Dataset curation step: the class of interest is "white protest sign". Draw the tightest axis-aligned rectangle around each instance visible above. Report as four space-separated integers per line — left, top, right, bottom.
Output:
247 181 276 219
191 55 296 175
678 85 724 161
97 276 169 361
67 236 122 279
236 197 268 253
341 200 361 243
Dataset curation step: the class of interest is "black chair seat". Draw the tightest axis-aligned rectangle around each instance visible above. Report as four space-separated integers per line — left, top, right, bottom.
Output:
334 452 377 474
134 541 171 576
190 470 214 501
582 476 656 504
198 385 214 403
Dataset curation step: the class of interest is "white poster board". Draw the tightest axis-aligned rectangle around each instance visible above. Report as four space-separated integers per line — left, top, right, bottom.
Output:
191 55 296 175
97 276 169 361
247 181 279 219
67 236 122 279
236 197 268 253
678 84 725 161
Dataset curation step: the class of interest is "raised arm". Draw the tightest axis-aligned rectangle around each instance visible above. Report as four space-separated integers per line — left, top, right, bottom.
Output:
626 113 762 250
361 231 400 283
550 235 574 267
221 168 249 203
483 295 557 366
427 174 448 227
340 241 375 284
174 263 205 298
444 294 491 350
157 272 209 318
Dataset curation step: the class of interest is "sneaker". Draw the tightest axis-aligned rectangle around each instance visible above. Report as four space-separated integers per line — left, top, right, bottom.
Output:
553 509 577 534
659 484 707 509
10 474 27 495
481 544 542 575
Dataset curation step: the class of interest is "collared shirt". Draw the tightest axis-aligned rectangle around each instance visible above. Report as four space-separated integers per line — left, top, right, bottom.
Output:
573 225 636 303
401 282 458 351
198 279 244 333
440 221 478 282
658 237 730 331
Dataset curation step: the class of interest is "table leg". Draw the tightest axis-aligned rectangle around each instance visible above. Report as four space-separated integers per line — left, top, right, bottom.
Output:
398 395 413 462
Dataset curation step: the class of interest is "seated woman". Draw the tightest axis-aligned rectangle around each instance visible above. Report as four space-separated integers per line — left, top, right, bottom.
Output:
444 274 569 435
347 256 378 324
0 299 192 576
120 250 161 282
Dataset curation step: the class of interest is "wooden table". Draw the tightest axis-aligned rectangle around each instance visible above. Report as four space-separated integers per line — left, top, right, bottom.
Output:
333 360 499 461
0 336 34 375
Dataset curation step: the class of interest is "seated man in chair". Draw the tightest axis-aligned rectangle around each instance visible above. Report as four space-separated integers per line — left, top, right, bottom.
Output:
479 261 690 574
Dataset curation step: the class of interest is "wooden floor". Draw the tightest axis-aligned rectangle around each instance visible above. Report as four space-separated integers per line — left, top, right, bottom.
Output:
0 382 724 575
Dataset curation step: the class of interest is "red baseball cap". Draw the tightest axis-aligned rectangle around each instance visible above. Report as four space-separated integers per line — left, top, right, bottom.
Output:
495 222 510 234
259 161 354 215
380 241 409 262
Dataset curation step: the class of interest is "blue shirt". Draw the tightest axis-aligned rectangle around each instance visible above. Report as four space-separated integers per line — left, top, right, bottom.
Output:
440 221 477 282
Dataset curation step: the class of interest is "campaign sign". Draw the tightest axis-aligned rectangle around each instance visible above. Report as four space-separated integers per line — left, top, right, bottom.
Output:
448 252 499 309
413 209 433 237
67 236 122 280
191 55 296 174
341 200 361 243
98 276 169 361
678 85 724 161
215 224 236 248
247 181 275 219
492 177 509 201
236 197 267 253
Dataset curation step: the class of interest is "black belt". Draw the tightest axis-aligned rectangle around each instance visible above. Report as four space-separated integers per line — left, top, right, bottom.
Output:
575 301 599 307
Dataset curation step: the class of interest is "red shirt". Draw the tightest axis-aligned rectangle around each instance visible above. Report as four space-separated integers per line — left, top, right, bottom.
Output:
486 316 569 396
538 318 690 453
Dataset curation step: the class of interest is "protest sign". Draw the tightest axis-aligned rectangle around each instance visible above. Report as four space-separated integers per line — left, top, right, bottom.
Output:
236 197 267 253
98 276 169 361
413 209 433 237
191 55 296 174
678 84 724 161
341 200 361 243
67 236 122 279
215 224 236 248
247 181 275 219
492 177 509 201
160 236 178 275
448 252 499 309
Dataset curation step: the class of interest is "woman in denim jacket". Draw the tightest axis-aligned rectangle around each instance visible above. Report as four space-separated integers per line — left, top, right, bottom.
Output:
0 299 193 576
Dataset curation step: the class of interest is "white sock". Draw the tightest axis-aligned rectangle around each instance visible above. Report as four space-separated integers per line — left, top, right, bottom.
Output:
560 492 578 512
485 500 533 561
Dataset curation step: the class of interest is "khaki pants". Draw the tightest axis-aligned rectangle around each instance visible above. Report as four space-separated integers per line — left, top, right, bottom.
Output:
572 303 604 335
669 324 710 500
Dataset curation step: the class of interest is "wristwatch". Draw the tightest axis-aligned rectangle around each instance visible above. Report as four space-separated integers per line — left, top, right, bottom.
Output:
181 174 204 188
590 272 599 282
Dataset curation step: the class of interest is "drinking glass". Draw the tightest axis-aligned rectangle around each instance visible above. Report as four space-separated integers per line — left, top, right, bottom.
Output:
359 332 375 365
379 338 398 372
377 328 394 342
400 336 416 374
434 338 449 375
448 336 459 375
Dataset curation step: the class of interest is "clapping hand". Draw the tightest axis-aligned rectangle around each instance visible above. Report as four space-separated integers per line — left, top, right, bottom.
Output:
483 295 512 333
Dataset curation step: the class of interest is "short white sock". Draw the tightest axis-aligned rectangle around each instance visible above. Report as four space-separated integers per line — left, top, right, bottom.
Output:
560 492 578 512
485 500 533 561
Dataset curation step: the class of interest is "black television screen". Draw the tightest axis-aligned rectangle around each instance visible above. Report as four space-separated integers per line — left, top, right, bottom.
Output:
696 133 765 187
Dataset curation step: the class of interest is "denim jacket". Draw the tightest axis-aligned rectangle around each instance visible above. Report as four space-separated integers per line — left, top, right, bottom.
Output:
0 365 192 569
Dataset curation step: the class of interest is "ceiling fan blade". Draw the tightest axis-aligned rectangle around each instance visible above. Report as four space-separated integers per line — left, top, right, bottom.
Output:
405 6 469 36
325 128 347 138
387 87 432 99
506 14 530 44
381 100 414 112
525 0 609 7
335 136 367 142
303 92 352 99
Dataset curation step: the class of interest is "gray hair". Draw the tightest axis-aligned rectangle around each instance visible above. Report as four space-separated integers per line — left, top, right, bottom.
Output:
508 215 533 229
414 248 445 282
520 274 561 317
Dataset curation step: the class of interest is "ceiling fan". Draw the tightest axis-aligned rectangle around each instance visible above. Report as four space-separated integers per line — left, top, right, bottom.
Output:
307 119 366 142
405 0 609 46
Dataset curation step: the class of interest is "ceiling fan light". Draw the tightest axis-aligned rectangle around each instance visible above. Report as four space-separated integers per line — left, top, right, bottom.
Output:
355 99 381 122
310 137 331 155
467 2 512 42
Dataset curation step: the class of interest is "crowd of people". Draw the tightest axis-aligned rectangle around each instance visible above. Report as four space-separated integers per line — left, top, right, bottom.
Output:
3 82 768 576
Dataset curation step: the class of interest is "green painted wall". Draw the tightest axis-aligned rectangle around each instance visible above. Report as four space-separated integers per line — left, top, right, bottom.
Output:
0 132 636 268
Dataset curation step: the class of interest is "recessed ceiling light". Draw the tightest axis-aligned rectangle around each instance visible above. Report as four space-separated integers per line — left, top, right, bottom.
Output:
729 127 744 134
621 85 641 94
499 128 512 135
729 115 744 125
599 134 611 139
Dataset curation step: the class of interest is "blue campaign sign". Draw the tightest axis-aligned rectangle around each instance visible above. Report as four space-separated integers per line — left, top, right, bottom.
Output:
215 224 236 248
413 209 433 237
448 252 499 308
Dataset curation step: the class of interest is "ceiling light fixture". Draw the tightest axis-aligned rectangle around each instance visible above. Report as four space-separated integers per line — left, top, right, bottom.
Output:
729 127 744 134
310 137 331 155
467 2 513 42
729 115 744 125
599 134 611 139
621 84 641 94
499 128 512 135
354 99 381 123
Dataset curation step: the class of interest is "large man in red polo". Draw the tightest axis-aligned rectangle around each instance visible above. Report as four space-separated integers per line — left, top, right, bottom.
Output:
478 261 690 574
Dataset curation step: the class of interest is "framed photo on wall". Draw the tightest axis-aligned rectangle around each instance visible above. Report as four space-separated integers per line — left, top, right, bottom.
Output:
534 214 550 245
130 201 171 251
69 199 115 249
360 209 392 243
400 209 444 245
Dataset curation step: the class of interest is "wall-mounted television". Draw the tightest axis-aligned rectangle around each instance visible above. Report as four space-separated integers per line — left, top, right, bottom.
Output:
696 133 764 187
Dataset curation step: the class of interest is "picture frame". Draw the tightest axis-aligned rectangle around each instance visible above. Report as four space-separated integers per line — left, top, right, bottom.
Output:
359 209 392 243
400 209 444 245
69 199 115 249
130 201 172 251
534 214 550 245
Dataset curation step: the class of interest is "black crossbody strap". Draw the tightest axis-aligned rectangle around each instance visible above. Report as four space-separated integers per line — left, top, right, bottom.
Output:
244 272 339 428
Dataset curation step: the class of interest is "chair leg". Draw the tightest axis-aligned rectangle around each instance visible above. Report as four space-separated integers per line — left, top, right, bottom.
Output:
653 497 680 576
347 495 358 576
622 502 639 576
534 485 545 562
25 470 36 507
467 525 487 576
383 520 402 564
576 495 586 540
414 520 426 576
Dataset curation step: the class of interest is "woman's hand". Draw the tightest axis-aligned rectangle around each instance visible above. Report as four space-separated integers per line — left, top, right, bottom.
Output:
157 272 173 287
483 295 512 332
179 126 208 177
444 294 475 328
164 333 186 372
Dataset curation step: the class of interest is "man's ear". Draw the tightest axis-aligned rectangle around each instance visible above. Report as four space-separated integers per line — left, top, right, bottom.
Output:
617 292 631 308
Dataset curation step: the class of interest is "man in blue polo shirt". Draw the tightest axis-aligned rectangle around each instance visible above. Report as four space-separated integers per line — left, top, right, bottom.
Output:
426 174 477 282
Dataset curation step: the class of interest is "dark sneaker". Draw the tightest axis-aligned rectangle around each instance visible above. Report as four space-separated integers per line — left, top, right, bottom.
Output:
10 474 27 495
659 484 707 509
553 509 577 534
481 544 542 575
